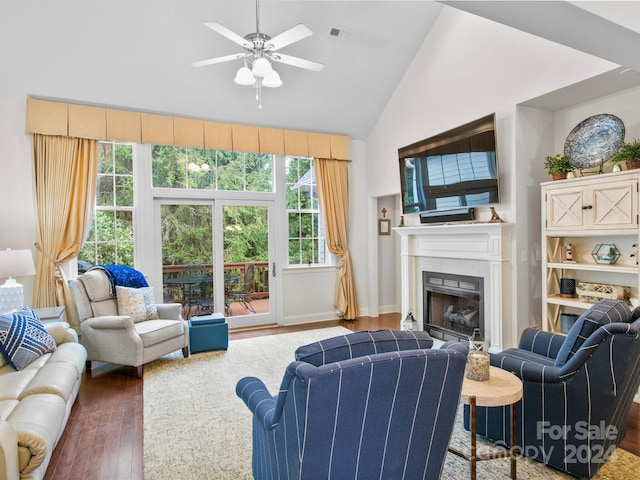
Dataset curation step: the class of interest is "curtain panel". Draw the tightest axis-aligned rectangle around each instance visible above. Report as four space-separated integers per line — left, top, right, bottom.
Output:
315 158 359 320
32 134 98 332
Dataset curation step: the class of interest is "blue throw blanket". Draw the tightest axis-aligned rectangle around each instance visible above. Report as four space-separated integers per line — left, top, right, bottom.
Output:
89 265 149 295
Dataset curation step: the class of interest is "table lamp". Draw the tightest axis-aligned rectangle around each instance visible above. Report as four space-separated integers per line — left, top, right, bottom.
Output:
0 248 36 313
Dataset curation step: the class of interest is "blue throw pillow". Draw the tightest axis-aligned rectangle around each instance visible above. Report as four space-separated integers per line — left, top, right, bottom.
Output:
0 307 56 370
554 299 631 367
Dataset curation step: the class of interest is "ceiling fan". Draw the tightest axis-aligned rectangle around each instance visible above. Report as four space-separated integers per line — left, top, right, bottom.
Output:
191 0 324 107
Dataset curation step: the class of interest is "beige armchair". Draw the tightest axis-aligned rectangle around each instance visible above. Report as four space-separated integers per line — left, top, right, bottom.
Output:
69 269 189 378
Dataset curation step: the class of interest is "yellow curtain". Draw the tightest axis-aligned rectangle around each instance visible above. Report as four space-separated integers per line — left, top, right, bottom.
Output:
315 158 359 320
32 134 98 332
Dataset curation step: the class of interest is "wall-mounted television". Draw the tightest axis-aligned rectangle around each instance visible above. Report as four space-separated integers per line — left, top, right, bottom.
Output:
398 113 499 219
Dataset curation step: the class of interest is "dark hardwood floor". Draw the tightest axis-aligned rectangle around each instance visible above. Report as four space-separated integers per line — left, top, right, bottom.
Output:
44 313 640 479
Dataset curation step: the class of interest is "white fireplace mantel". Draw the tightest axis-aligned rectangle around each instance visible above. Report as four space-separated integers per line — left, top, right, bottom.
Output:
394 223 514 352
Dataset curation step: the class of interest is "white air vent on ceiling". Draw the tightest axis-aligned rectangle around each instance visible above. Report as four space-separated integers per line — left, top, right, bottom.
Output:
329 27 351 39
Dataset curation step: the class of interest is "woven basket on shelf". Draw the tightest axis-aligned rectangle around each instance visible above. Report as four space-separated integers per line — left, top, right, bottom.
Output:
576 282 626 303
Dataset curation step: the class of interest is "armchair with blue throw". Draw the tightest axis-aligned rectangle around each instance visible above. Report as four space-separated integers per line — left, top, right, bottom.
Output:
69 266 189 378
236 329 468 480
469 299 640 478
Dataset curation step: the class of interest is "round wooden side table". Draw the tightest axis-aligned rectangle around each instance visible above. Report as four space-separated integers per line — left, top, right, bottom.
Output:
448 365 523 480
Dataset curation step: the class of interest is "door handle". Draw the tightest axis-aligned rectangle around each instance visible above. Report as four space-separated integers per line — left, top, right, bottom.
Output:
272 262 276 277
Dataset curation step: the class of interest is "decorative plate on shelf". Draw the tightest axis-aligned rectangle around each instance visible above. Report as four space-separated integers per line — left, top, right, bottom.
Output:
563 114 625 170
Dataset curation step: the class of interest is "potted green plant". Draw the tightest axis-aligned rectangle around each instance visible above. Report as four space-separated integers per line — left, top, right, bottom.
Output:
609 138 640 170
544 154 574 180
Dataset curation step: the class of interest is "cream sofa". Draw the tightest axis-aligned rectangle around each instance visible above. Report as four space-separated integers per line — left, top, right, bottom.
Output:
0 322 86 480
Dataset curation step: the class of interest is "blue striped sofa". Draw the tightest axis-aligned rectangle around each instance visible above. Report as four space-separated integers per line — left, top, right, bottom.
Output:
236 329 467 480
469 299 640 478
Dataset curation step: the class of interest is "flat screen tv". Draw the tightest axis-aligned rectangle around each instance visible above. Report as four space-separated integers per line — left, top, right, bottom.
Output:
398 113 499 216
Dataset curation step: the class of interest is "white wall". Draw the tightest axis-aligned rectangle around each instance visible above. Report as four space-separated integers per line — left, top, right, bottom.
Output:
365 6 616 339
0 97 37 298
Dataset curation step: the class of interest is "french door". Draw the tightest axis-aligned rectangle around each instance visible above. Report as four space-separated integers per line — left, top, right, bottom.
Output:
154 198 276 328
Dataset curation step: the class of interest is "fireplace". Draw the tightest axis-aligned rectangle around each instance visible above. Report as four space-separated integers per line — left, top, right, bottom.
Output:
394 223 513 352
423 271 484 342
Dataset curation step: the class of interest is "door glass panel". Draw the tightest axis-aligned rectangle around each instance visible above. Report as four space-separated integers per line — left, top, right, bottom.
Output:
223 205 270 317
160 204 214 319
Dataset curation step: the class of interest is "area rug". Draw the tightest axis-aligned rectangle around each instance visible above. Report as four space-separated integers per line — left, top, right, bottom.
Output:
143 327 640 479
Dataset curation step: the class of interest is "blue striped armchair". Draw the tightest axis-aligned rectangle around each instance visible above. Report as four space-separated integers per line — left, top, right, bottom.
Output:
236 329 467 480
469 299 640 478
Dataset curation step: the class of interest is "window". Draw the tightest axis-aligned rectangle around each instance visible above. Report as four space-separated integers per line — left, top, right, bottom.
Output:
79 141 134 266
79 144 327 269
151 146 273 192
286 157 326 265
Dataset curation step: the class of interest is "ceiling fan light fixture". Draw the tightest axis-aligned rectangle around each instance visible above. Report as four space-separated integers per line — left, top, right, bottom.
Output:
234 65 256 85
262 70 282 88
252 56 273 77
193 0 323 108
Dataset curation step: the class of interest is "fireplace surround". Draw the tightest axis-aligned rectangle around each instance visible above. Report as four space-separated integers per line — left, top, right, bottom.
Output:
395 223 513 352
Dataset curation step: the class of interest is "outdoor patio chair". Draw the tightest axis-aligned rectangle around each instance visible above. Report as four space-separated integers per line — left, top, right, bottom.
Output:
226 263 256 314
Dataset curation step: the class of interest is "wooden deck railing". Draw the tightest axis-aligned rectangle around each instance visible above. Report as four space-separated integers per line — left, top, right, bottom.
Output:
162 262 269 303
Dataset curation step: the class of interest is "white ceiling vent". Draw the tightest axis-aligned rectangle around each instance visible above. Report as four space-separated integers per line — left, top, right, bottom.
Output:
329 27 351 39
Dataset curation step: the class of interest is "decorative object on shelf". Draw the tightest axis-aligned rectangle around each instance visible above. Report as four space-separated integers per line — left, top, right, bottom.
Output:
609 138 640 170
488 206 504 223
559 278 577 298
591 243 621 264
465 328 490 381
612 163 623 172
560 313 579 334
378 218 391 236
576 282 626 303
0 249 36 313
563 113 625 172
544 153 574 180
564 243 576 263
398 215 405 227
401 310 416 331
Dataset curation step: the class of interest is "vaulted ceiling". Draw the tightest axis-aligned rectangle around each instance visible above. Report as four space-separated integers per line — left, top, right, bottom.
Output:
1 1 639 140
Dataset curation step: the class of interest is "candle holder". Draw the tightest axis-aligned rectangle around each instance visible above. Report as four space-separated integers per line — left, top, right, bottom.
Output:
466 350 490 381
465 328 490 381
559 278 576 298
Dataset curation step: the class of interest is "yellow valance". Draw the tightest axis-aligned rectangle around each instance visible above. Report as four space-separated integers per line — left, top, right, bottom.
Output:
26 98 351 160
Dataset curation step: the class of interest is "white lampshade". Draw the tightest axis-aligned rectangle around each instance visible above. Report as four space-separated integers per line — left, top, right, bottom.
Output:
234 66 256 86
252 57 273 77
0 248 36 313
262 70 282 88
0 249 35 279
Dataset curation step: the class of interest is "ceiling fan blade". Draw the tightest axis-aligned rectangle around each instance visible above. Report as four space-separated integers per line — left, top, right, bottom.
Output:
266 24 313 51
191 53 245 68
204 21 251 48
271 53 324 72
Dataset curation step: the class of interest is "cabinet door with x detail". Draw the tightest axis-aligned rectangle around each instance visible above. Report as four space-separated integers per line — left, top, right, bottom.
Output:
545 175 637 232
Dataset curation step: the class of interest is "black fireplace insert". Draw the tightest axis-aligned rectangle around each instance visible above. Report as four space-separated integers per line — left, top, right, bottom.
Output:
423 271 484 342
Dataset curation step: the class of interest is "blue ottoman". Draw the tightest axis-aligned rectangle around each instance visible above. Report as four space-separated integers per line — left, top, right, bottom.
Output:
189 313 229 353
